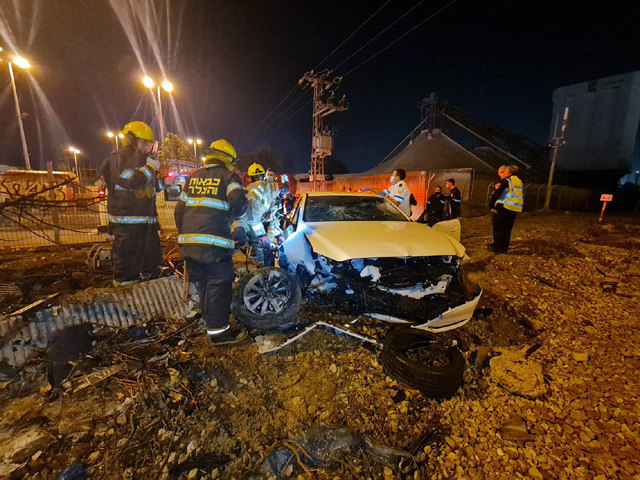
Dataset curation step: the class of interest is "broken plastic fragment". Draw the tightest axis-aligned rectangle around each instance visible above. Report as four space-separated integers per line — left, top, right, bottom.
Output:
378 276 451 298
309 275 338 292
360 265 381 282
350 258 365 271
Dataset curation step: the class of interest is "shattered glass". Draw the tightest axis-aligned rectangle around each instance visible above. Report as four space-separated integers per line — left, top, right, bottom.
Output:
303 196 407 222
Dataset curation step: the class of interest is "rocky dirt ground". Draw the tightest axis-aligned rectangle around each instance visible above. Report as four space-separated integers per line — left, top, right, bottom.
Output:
1 211 639 479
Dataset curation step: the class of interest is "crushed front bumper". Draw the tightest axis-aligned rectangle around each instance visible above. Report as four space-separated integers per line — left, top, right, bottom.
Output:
365 284 483 333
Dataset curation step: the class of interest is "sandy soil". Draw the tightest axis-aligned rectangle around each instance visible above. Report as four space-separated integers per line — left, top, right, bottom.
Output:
1 211 639 479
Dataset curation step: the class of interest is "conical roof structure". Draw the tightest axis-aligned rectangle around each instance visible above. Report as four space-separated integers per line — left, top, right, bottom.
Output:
365 129 495 175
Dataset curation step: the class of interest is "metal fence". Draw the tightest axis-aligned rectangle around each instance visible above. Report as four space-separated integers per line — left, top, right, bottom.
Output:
1 168 599 249
0 173 179 250
482 181 600 211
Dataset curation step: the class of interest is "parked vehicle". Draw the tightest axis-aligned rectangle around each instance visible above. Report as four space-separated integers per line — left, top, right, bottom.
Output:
231 192 482 331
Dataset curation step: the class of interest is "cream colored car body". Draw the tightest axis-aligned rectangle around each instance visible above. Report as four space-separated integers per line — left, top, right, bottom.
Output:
280 192 481 332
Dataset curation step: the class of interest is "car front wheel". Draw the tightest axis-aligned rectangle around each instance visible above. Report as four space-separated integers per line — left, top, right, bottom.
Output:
231 267 302 330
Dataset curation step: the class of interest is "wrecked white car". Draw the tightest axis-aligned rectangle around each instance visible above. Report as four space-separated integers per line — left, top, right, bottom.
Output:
231 193 482 332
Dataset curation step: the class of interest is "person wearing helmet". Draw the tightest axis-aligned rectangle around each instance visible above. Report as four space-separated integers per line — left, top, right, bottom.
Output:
232 163 281 266
174 139 248 346
247 163 266 182
100 121 163 286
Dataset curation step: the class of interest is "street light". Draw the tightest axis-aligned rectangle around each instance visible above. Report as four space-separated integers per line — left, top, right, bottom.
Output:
141 75 174 141
187 138 202 164
1 48 32 170
106 131 125 150
69 147 81 186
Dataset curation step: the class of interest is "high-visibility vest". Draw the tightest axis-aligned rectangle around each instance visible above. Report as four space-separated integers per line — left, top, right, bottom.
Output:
497 175 523 212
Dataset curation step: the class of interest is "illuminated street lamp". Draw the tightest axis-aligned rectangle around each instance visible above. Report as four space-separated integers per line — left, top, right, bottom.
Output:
69 147 81 186
106 131 125 150
187 138 202 163
141 75 174 141
1 48 32 170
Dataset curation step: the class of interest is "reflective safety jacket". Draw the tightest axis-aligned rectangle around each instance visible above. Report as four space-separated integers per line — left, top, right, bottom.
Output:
100 145 161 230
240 180 280 237
495 175 524 212
174 160 247 263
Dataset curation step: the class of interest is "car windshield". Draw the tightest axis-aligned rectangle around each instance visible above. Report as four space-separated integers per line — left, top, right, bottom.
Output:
303 195 408 222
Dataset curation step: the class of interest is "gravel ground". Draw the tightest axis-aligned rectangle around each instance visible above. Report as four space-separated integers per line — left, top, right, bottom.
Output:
1 211 639 479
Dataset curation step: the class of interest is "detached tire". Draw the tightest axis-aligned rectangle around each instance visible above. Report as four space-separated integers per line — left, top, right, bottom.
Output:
380 328 465 399
231 267 301 331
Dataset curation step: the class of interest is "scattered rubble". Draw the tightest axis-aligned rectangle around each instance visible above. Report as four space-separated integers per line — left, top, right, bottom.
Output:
0 212 638 479
489 347 548 398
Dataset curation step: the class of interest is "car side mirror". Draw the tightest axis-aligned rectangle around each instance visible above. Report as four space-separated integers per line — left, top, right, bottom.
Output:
164 185 182 202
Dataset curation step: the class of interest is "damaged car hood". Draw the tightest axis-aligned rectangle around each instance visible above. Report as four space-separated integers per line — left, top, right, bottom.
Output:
303 221 466 261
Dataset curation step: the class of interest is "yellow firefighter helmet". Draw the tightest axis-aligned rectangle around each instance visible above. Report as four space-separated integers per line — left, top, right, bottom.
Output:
248 163 265 176
203 139 238 169
119 121 153 146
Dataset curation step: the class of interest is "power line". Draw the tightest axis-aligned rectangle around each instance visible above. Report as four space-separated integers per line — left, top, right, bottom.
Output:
313 0 392 71
244 0 392 144
259 90 310 135
343 0 458 78
281 98 313 125
247 83 299 137
331 0 425 73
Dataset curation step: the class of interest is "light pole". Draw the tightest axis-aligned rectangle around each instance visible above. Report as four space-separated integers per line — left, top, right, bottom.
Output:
1 49 32 170
142 75 173 142
69 147 81 186
107 131 125 150
187 138 202 165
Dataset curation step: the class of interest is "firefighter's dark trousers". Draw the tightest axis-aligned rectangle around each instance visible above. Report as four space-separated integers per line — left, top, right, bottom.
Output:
492 205 518 253
186 257 234 331
111 224 163 285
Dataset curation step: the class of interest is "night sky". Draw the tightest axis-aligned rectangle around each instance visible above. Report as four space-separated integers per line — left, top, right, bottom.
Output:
1 0 639 174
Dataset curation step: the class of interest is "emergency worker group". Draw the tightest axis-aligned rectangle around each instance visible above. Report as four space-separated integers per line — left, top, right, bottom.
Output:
101 120 523 347
101 121 292 346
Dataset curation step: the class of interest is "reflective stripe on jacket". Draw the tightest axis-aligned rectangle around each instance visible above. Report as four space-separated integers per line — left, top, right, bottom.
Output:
108 215 159 225
496 175 524 212
174 160 247 262
100 145 160 228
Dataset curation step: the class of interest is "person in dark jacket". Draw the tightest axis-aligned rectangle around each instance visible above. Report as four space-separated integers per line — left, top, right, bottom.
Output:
417 186 446 225
489 165 524 253
100 121 163 286
174 139 248 346
445 178 461 219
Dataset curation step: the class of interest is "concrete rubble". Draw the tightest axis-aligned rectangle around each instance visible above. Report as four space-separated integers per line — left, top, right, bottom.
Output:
0 212 638 479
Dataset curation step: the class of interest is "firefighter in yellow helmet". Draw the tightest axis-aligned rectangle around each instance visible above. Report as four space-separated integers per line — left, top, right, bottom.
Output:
174 139 249 346
232 162 281 266
100 121 163 286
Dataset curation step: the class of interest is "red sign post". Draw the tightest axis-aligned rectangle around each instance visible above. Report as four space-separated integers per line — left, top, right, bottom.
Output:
599 194 613 224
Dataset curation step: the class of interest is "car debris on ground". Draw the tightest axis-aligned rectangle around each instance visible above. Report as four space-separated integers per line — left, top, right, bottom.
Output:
0 212 639 479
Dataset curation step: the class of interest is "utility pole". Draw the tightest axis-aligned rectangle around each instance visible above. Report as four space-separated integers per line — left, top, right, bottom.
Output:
544 107 569 210
299 70 348 191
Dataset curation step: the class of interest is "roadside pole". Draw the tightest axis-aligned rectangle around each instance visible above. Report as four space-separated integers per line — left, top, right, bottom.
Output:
544 107 569 211
599 194 613 224
48 162 61 245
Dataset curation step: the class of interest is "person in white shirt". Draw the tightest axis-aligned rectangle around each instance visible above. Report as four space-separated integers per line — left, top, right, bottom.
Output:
383 168 412 217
